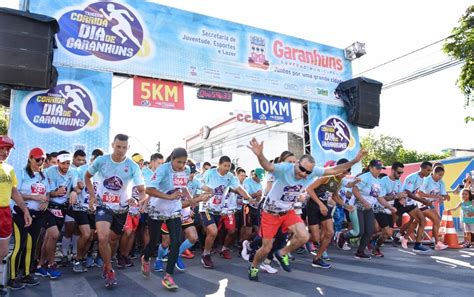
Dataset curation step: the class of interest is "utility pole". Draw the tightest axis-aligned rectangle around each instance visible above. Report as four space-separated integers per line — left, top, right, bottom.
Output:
156 141 160 152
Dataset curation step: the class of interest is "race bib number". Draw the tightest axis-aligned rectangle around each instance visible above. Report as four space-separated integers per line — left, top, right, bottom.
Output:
173 173 187 188
102 193 120 205
31 182 46 195
50 209 64 218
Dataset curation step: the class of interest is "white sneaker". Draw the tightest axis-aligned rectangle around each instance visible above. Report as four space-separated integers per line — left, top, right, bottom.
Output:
342 242 351 251
259 263 278 274
435 242 448 250
400 237 408 249
241 240 251 261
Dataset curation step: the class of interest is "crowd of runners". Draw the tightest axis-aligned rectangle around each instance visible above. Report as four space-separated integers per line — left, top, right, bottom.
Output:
0 133 473 293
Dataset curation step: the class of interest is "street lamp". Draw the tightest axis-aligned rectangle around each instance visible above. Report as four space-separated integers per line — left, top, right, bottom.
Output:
344 42 366 61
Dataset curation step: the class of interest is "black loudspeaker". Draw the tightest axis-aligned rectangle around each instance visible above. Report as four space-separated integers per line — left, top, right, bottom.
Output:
335 77 383 129
0 8 59 90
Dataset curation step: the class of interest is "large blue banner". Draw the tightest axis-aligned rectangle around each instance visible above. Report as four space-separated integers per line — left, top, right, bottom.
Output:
308 102 361 172
8 67 112 172
24 0 352 105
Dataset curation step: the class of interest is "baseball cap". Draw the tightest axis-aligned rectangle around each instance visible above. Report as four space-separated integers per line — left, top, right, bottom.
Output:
132 153 144 164
0 136 14 148
254 168 265 180
369 160 385 169
29 147 46 159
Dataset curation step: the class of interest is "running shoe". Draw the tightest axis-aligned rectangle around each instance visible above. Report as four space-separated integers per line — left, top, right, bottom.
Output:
162 275 178 291
400 236 408 249
7 278 25 291
241 240 251 261
372 248 384 257
124 256 134 267
274 250 291 272
141 255 150 277
105 270 117 288
154 259 164 272
220 249 232 259
73 260 88 273
35 265 48 277
342 242 351 251
1 286 7 295
116 256 126 269
201 254 214 269
181 249 195 259
413 243 431 253
322 251 331 261
175 257 186 271
47 264 62 279
354 251 371 260
248 266 259 281
21 275 40 287
94 256 104 268
259 263 278 274
295 246 307 254
435 242 448 250
86 255 94 268
312 258 331 269
367 239 376 252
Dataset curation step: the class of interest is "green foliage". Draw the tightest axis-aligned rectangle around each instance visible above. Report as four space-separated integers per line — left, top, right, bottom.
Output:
360 133 450 167
443 5 474 122
0 107 8 135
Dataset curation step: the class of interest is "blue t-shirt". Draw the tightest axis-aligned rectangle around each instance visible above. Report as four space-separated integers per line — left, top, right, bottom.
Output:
461 201 474 224
18 169 50 211
46 166 78 205
88 155 144 211
402 172 425 206
243 177 263 208
187 178 201 197
419 175 447 197
354 172 381 209
201 168 240 213
379 176 403 207
75 164 100 211
142 167 155 186
264 162 324 212
148 162 190 218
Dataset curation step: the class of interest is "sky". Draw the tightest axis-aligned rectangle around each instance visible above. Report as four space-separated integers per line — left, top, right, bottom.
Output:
4 0 473 159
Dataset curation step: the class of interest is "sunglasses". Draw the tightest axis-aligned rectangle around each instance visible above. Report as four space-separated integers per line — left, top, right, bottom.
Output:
396 171 404 175
33 158 45 164
298 163 312 175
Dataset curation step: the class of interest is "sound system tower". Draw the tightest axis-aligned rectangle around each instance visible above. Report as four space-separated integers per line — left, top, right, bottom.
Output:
335 77 383 129
0 8 59 90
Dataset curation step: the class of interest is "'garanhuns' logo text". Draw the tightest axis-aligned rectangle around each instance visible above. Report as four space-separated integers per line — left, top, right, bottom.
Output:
25 84 96 132
57 2 144 61
317 117 352 153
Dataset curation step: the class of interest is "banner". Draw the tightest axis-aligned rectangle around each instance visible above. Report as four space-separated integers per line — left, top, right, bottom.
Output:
308 102 361 172
133 77 184 110
24 0 352 105
252 94 292 123
8 67 112 172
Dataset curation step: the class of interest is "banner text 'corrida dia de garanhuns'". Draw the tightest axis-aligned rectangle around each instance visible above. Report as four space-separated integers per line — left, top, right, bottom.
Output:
8 67 112 173
24 0 352 106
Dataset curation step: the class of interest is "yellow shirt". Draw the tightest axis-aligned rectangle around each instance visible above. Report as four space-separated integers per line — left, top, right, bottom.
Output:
0 162 18 207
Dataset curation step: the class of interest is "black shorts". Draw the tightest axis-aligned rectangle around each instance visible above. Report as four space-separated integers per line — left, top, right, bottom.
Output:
200 211 220 227
243 205 259 227
306 200 332 226
374 212 394 229
70 210 96 229
44 208 66 230
235 209 243 229
95 206 127 235
394 200 417 216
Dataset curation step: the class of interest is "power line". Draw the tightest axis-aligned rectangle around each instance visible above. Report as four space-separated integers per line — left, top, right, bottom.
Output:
354 36 453 76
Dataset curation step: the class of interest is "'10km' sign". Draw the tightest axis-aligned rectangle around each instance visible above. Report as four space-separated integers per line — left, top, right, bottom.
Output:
251 94 292 123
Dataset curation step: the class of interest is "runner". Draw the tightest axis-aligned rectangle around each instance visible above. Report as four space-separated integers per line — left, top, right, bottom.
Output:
350 160 396 260
71 149 104 273
85 134 146 288
241 168 264 250
141 148 209 290
199 156 252 269
37 151 78 279
306 158 354 268
44 152 58 169
418 165 449 250
397 161 433 252
4 145 36 292
247 138 365 281
373 162 417 256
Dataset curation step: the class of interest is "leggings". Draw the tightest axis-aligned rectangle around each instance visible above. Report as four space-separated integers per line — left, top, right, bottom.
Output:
356 209 374 253
343 209 360 238
143 217 181 275
10 207 44 279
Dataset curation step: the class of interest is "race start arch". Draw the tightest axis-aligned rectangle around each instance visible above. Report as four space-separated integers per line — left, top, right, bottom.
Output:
9 0 360 171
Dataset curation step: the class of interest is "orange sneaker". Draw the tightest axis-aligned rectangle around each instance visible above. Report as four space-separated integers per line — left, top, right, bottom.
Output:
181 249 194 259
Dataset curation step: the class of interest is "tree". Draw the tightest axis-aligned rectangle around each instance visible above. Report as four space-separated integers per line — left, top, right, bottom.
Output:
0 106 8 135
443 5 474 122
360 133 449 167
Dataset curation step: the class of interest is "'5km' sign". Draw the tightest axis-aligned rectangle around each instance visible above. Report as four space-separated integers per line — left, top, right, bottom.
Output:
251 94 292 123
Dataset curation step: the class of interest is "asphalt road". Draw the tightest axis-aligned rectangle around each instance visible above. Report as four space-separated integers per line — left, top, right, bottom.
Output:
5 245 474 297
